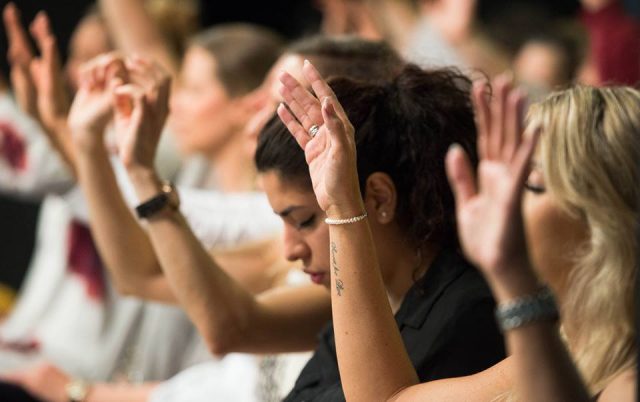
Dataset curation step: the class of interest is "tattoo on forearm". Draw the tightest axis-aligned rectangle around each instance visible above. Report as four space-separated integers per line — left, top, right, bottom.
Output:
330 242 344 296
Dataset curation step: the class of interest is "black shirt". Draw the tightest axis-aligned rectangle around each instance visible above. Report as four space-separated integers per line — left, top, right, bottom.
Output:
283 249 506 401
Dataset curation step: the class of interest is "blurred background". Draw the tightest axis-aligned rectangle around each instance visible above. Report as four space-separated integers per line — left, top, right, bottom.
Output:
1 0 638 301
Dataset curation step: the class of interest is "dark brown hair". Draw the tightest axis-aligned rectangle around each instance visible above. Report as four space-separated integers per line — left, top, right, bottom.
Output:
287 35 404 84
255 65 478 249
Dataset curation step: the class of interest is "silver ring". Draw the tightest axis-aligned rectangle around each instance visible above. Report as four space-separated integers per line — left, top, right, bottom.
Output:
309 125 320 138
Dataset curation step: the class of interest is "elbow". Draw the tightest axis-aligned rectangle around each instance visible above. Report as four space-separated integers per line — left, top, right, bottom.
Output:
201 308 252 357
111 277 137 297
203 326 242 357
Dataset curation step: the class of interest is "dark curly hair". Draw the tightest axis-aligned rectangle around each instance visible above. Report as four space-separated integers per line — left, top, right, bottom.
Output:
255 64 477 249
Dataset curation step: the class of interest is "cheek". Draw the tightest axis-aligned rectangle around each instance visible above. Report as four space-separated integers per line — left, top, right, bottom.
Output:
523 194 586 289
309 224 331 270
170 92 232 150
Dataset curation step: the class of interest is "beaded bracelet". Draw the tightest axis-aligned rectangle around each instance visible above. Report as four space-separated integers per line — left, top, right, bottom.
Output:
495 285 559 332
325 212 368 225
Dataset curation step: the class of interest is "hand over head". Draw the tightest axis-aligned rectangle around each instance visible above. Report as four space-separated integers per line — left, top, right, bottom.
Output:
67 53 127 146
112 57 171 170
277 60 364 218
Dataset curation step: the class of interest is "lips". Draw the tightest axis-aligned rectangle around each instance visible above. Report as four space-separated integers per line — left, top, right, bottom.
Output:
303 269 327 285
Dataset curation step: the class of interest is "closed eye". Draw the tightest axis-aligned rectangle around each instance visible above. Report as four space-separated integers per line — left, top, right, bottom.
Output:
524 182 546 194
296 215 317 230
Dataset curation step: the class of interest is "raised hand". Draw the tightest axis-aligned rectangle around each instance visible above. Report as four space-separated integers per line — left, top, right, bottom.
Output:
68 54 127 149
28 11 70 135
277 60 364 217
446 76 540 282
112 57 171 170
3 3 38 118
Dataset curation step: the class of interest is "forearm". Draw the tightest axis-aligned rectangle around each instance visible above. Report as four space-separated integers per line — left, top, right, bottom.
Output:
126 166 329 354
74 139 169 301
329 216 418 401
45 119 77 177
98 0 179 77
87 382 157 402
487 267 591 402
126 166 279 354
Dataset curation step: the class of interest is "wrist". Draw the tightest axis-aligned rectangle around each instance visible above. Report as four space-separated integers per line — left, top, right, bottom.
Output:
65 378 92 402
127 166 164 201
484 260 542 305
326 200 366 221
70 125 105 153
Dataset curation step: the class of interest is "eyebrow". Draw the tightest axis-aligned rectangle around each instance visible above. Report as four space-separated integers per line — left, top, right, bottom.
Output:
275 205 304 217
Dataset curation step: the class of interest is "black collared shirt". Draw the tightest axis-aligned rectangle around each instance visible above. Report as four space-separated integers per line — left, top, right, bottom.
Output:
283 249 506 401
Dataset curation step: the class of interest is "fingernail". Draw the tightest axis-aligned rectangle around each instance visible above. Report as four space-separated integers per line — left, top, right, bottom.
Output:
304 59 310 65
448 143 462 153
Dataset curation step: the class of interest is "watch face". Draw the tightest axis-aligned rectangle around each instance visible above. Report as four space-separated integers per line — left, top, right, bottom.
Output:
66 381 88 401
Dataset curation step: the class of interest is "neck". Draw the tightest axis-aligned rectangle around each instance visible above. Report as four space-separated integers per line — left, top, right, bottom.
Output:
382 236 439 313
207 132 256 192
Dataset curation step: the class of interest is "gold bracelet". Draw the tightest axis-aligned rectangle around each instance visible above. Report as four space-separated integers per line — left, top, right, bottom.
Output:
324 212 368 225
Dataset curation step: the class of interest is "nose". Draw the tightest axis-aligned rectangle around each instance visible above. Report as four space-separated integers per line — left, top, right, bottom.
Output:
282 224 310 263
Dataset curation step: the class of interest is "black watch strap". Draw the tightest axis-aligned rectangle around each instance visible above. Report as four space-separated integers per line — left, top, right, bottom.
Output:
135 182 178 219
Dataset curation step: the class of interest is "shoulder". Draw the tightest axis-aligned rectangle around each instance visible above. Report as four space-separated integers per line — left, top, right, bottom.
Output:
598 368 636 402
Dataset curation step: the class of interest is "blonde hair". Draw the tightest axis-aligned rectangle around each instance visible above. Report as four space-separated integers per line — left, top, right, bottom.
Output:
526 86 640 395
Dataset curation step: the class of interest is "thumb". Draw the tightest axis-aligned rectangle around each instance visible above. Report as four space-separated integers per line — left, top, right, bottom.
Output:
446 143 477 207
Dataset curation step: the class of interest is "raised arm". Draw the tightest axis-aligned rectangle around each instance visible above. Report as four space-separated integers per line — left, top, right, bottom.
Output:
446 77 591 402
277 61 418 401
67 54 173 302
98 0 180 77
104 58 331 355
3 3 38 119
27 11 75 174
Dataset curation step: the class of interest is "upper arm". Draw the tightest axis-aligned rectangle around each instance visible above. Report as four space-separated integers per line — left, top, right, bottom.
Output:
598 369 636 402
98 0 180 77
244 284 332 353
390 358 512 402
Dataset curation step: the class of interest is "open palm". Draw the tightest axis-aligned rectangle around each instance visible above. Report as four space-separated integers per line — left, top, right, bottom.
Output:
446 77 540 277
277 61 363 216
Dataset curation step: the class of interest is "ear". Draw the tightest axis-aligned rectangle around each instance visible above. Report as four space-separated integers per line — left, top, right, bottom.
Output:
239 87 269 113
362 172 397 225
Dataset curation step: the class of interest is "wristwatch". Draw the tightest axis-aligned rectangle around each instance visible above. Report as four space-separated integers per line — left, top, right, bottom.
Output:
65 379 90 402
134 181 180 219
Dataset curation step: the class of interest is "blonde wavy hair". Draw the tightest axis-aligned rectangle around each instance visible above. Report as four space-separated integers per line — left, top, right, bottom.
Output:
525 86 640 396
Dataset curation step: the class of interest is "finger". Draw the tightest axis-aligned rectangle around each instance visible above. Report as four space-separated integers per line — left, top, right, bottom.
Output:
446 143 477 207
278 84 318 132
488 74 512 160
113 84 145 118
302 60 348 121
277 102 310 150
321 96 347 145
30 12 64 75
278 71 323 130
3 3 34 65
471 80 490 160
0 371 23 384
503 88 526 162
512 127 542 187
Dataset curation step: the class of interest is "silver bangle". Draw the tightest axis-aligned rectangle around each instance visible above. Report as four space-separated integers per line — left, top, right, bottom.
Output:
495 285 559 332
325 212 368 225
